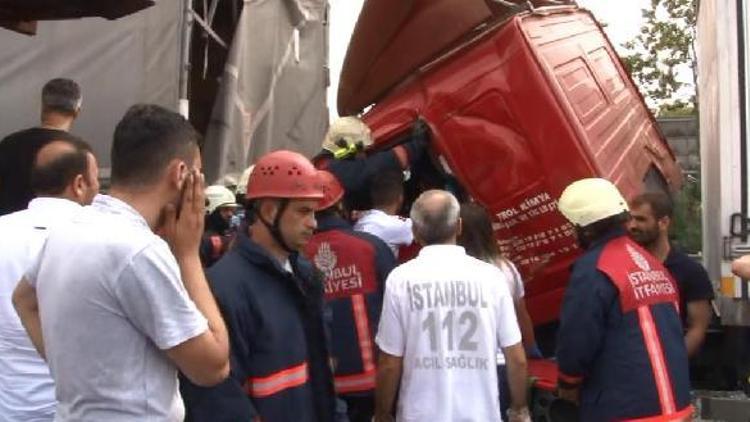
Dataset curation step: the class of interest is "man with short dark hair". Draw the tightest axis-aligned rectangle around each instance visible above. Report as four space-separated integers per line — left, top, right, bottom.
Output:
0 78 83 215
13 104 230 420
375 190 530 422
627 192 714 357
354 169 413 257
556 179 691 421
181 150 336 422
40 78 82 132
0 137 98 420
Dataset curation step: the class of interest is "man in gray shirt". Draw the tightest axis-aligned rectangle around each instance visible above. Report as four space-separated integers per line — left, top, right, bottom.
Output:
13 104 230 421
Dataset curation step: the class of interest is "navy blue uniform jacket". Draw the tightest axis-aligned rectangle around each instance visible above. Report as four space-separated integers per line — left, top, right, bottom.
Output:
304 214 396 396
556 228 691 421
181 234 336 422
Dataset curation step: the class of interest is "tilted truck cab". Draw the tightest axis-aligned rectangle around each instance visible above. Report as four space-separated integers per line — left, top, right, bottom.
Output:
340 2 681 326
337 3 683 411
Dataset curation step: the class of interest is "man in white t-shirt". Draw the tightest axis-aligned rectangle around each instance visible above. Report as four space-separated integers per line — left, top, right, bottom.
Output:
12 104 230 421
374 190 530 422
0 137 98 421
354 169 413 257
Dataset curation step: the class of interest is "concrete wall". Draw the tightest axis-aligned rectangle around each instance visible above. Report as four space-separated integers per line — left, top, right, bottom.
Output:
657 116 699 175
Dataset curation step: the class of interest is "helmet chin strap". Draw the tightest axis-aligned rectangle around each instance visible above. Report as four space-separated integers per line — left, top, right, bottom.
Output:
258 199 295 254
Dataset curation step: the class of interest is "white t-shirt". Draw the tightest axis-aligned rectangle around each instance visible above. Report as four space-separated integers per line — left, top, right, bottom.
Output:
376 245 521 422
25 194 208 421
494 258 525 302
491 258 525 366
354 209 413 257
0 198 82 421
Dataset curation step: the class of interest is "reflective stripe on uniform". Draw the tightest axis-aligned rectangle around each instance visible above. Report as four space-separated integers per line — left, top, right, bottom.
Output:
623 405 694 421
245 362 308 398
637 306 676 415
209 235 223 259
333 294 377 394
335 368 377 394
351 294 375 372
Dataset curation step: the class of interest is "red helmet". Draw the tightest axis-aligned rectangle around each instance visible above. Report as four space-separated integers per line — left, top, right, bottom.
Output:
317 170 344 210
246 150 324 200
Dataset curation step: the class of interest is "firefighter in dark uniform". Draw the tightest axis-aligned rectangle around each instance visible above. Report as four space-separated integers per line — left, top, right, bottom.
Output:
181 150 336 422
313 116 427 210
555 178 692 421
199 185 238 267
303 171 396 422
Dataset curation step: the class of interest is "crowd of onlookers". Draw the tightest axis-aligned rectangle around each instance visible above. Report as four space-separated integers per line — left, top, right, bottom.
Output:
1 78 747 422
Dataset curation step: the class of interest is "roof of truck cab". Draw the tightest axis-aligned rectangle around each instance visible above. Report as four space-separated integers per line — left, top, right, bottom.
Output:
337 0 578 115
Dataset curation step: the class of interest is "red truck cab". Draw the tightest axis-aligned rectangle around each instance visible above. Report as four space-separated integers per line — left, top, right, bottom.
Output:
339 2 682 329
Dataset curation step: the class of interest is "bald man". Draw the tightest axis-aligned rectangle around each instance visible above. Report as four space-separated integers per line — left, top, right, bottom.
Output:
374 190 530 422
0 137 98 420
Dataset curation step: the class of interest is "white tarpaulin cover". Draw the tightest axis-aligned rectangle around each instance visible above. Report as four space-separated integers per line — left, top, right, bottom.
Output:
0 0 182 170
202 0 329 183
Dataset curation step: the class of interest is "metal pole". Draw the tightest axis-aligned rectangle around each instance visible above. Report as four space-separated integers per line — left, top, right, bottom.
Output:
178 0 194 118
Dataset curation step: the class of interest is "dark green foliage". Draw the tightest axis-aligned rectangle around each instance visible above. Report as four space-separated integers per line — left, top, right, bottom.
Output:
621 0 698 115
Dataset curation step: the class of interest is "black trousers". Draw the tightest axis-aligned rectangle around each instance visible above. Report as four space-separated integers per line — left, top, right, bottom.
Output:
342 395 375 422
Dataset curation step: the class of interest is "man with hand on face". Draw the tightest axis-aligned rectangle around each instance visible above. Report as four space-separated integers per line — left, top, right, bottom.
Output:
181 150 336 422
627 192 714 357
0 136 98 421
13 104 230 421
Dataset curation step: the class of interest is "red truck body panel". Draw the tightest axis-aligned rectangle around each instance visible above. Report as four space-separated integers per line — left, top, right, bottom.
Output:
361 8 681 324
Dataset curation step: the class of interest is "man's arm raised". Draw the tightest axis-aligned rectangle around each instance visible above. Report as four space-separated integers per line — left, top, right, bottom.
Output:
162 171 230 386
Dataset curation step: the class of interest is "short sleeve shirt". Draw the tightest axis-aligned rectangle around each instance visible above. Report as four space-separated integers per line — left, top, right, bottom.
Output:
663 248 715 326
354 209 413 257
492 258 525 365
493 258 525 301
0 198 82 420
376 245 521 422
25 194 208 421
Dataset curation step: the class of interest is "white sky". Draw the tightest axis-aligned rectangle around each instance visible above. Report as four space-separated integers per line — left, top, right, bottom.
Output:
327 1 649 119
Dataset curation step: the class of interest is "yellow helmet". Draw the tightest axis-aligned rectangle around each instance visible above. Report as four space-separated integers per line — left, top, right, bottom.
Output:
322 116 373 157
205 185 238 214
558 178 629 227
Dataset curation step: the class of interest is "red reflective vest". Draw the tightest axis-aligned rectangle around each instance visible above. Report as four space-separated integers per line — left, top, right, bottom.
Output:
304 216 395 395
597 237 688 419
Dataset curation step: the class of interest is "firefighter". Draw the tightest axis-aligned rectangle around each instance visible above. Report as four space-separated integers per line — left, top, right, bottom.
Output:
199 185 239 267
303 170 396 422
555 178 692 421
314 116 427 210
181 150 336 422
235 164 255 206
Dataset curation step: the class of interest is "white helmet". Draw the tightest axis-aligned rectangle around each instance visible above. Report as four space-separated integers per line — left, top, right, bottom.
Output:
322 116 373 154
205 185 238 214
558 178 629 227
219 173 239 191
236 165 255 196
